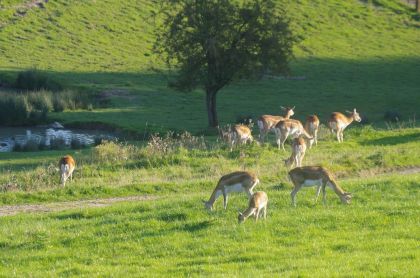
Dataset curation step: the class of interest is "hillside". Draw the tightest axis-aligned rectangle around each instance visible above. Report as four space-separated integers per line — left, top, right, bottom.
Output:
1 0 419 132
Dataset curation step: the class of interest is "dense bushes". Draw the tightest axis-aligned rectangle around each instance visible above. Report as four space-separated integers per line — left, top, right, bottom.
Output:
0 90 89 125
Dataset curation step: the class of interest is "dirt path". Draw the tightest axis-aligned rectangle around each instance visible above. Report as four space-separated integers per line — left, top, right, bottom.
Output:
0 167 419 217
0 195 157 217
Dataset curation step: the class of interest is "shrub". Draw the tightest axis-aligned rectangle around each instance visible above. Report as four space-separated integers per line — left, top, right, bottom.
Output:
15 69 62 91
93 141 137 164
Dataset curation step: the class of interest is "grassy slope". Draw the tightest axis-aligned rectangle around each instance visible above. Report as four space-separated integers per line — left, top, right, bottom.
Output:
0 0 419 132
0 1 420 276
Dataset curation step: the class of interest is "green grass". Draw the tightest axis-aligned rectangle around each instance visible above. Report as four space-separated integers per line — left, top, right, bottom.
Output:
1 0 419 133
0 173 418 276
0 127 419 205
0 0 419 276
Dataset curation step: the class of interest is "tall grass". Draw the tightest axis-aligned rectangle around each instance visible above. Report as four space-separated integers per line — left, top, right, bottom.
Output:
0 89 90 125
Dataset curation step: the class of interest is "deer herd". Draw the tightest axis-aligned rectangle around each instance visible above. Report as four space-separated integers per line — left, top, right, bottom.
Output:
212 107 360 223
59 107 361 224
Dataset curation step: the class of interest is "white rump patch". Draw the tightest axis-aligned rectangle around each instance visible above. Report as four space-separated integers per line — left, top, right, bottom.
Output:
302 179 322 187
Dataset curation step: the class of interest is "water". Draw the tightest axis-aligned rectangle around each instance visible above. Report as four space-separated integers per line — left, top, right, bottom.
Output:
0 126 115 152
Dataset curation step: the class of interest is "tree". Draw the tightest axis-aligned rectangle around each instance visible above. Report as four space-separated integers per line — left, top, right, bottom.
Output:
154 0 296 127
416 0 420 13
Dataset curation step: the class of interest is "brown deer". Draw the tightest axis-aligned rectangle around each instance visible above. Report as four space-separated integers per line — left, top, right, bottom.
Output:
238 191 268 223
328 109 361 142
274 119 312 151
257 106 295 143
204 171 259 210
59 155 76 187
305 114 320 148
284 137 307 168
288 166 352 206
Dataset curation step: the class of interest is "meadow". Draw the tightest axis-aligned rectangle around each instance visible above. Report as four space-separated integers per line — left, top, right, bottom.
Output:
0 0 420 276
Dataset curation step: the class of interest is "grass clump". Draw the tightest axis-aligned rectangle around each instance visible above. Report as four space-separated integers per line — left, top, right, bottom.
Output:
15 69 62 91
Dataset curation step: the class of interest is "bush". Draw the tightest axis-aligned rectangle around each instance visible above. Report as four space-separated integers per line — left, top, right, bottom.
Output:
93 141 137 164
15 69 62 91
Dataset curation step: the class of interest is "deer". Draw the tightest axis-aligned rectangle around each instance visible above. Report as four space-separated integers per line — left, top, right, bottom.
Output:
204 171 259 210
238 191 268 223
328 109 361 142
257 106 295 143
59 155 76 187
284 137 307 168
304 114 320 148
274 119 313 151
288 166 352 206
229 124 254 151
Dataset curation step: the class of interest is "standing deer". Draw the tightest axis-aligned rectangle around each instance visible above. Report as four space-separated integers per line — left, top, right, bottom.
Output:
257 106 295 143
204 171 259 210
59 155 76 187
274 119 312 151
305 114 320 148
328 109 361 142
288 166 352 206
238 191 268 223
284 137 307 168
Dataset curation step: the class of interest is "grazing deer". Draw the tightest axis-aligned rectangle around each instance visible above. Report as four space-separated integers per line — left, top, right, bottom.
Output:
59 155 76 187
204 171 259 210
230 124 254 151
238 191 268 223
328 109 361 142
274 119 312 151
257 106 295 143
284 137 307 168
288 166 352 206
305 115 320 148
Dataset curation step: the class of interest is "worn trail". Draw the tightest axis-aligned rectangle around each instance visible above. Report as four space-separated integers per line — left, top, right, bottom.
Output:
0 167 419 217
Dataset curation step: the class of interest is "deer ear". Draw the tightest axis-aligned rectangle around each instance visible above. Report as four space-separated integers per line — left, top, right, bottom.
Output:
292 106 295 110
280 106 286 110
353 108 357 112
345 110 352 114
237 210 242 215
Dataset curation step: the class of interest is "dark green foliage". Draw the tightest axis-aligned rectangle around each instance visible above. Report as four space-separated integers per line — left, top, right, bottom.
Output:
155 0 296 126
15 69 62 91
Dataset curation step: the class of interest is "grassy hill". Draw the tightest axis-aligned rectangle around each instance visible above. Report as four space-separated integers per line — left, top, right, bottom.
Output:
1 0 419 133
0 1 420 276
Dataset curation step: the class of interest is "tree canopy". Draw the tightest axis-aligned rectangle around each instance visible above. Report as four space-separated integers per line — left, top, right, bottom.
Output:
154 0 297 127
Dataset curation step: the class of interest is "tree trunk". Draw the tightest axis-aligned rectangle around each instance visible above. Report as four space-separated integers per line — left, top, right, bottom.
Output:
416 0 420 13
206 89 218 127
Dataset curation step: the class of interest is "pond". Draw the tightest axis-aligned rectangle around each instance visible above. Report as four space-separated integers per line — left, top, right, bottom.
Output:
0 123 115 152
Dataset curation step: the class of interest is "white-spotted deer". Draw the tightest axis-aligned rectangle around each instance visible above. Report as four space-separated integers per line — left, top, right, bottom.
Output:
204 171 259 210
230 124 254 151
328 109 361 142
274 119 312 151
305 114 320 148
59 155 76 187
288 166 352 206
257 106 295 143
238 191 268 223
284 137 307 168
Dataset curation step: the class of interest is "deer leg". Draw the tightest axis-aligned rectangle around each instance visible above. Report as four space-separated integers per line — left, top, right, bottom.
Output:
291 185 300 207
255 208 260 221
322 184 327 205
223 190 228 209
314 130 318 146
340 130 344 142
263 206 267 219
281 132 289 151
315 185 322 203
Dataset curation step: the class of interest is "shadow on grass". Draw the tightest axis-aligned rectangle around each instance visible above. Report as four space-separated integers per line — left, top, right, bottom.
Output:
360 132 420 146
1 56 420 133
